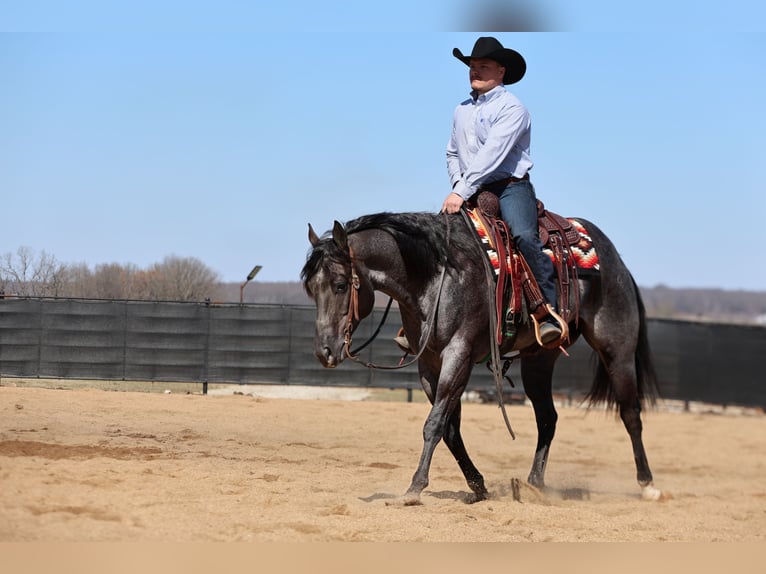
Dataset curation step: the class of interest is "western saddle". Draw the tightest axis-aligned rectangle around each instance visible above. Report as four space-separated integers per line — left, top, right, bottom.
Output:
466 191 583 349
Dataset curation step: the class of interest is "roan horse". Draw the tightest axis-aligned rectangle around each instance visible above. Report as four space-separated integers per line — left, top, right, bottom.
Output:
301 210 663 504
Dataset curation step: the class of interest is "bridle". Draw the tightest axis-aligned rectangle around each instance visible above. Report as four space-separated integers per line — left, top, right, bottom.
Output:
341 246 363 352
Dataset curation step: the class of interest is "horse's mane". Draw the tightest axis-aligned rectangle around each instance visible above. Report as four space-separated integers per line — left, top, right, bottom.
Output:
346 212 459 282
301 212 476 293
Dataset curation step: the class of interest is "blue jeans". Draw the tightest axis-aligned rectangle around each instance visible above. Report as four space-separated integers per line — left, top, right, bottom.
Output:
495 180 558 311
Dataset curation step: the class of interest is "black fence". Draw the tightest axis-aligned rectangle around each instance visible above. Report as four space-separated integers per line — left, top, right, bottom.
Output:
0 297 763 408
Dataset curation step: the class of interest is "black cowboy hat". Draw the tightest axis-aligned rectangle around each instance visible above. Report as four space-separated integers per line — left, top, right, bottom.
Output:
453 36 526 85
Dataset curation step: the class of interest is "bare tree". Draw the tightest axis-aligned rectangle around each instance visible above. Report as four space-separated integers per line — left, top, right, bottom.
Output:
90 262 141 299
0 249 223 302
136 255 221 301
57 262 92 298
0 246 68 297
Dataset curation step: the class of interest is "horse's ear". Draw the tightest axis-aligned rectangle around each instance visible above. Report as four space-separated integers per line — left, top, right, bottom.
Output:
308 223 321 247
332 220 348 251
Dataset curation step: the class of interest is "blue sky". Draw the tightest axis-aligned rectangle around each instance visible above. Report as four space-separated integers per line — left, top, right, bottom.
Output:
1 3 765 290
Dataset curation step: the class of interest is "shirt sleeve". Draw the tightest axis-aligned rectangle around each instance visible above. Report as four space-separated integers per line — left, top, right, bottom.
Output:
446 121 462 192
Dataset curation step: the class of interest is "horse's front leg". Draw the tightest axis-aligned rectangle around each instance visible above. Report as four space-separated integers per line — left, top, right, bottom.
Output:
443 401 488 502
415 364 487 503
401 352 472 506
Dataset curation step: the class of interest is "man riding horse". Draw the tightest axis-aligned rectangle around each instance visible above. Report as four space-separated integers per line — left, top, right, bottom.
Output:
302 36 662 504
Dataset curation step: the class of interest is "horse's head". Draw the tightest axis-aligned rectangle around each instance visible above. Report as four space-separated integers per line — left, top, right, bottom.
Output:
301 221 374 368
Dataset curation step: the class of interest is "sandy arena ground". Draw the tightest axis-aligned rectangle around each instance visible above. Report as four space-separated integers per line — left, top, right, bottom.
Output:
1 384 765 543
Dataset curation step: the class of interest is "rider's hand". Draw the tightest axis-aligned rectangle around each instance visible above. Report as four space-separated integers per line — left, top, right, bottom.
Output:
441 192 465 214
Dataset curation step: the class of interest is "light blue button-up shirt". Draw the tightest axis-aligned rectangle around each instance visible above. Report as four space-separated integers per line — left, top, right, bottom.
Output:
447 85 533 201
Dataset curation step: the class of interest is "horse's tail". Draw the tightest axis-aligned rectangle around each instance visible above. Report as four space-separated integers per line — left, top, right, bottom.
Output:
587 276 660 410
632 278 661 407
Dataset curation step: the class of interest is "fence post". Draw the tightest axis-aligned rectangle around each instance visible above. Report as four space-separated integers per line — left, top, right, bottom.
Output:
286 306 294 384
36 299 44 378
121 301 129 381
368 308 374 389
202 302 212 395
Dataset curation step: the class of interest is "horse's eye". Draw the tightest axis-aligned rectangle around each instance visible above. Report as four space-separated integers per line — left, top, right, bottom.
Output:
334 281 348 294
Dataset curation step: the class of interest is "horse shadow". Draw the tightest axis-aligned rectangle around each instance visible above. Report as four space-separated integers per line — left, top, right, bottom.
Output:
359 479 595 506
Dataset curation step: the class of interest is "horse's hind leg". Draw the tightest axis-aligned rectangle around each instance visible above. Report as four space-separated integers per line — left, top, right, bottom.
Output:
618 393 661 500
610 361 661 499
587 341 662 500
520 348 560 488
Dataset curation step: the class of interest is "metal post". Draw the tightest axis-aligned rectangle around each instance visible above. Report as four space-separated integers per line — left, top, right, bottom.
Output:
239 265 262 304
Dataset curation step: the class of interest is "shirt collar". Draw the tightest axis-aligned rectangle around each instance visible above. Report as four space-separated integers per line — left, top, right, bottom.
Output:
471 84 506 103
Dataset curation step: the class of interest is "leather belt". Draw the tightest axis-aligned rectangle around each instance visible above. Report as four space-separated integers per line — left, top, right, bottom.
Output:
479 173 529 191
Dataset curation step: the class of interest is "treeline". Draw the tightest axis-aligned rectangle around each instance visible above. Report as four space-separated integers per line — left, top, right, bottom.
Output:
0 247 222 302
640 285 766 325
3 247 765 325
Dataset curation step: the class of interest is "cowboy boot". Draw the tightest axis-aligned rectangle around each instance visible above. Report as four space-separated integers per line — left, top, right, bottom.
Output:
531 304 568 349
538 318 562 346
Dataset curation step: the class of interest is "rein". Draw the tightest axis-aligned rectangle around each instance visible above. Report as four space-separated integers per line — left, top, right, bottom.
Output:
460 208 516 440
341 215 451 371
348 296 394 356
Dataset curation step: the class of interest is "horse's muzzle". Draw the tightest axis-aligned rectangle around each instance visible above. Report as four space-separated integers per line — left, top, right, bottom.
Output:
317 345 338 368
315 339 345 368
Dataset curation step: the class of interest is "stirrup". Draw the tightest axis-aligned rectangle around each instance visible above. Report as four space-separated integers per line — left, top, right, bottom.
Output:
531 304 569 349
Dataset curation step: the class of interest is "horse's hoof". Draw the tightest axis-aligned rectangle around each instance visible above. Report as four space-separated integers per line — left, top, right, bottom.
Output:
402 494 423 506
384 493 422 507
640 483 663 501
465 491 488 504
